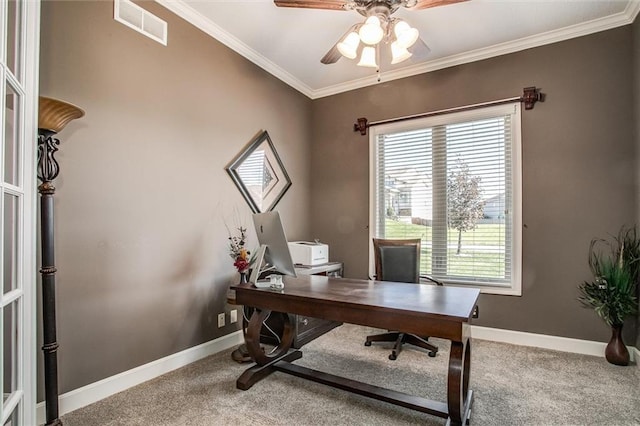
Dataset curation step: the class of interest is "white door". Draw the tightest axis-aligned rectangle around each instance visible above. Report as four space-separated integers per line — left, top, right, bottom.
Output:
1 0 39 424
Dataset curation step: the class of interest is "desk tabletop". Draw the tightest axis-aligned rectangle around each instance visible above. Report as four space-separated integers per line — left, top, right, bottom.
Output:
231 275 479 323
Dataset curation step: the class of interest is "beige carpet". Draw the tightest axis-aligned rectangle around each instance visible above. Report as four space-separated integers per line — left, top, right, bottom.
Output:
62 324 640 425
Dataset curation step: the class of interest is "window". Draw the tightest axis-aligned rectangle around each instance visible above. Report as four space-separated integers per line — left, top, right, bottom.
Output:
369 103 522 295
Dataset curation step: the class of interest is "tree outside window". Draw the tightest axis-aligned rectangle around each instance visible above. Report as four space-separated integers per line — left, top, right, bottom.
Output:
447 159 485 255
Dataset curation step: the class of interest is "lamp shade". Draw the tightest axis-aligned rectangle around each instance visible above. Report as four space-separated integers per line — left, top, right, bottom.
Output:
394 20 419 49
391 41 412 64
337 31 360 59
357 46 378 68
38 96 85 134
358 16 383 45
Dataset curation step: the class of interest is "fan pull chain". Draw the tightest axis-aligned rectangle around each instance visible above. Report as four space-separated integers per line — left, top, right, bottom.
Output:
376 43 381 82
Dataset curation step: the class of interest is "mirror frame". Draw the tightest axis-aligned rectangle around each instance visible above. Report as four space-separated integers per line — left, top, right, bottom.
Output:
225 130 292 213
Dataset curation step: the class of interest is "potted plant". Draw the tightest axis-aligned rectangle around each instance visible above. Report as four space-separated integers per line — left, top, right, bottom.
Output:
578 226 639 365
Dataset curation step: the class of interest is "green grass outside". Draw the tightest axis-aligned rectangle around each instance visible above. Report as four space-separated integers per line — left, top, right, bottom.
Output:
384 219 507 279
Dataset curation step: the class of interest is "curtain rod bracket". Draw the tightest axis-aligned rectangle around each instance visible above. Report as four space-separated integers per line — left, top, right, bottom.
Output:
522 86 544 110
354 117 368 136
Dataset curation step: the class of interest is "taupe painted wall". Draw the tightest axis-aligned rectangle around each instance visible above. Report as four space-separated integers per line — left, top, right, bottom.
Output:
310 26 637 344
39 1 312 396
39 0 639 399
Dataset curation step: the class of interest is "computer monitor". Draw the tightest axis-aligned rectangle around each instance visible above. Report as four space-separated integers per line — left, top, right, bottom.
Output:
249 211 297 286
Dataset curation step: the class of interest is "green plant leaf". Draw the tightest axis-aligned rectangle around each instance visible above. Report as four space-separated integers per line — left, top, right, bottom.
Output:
578 226 639 326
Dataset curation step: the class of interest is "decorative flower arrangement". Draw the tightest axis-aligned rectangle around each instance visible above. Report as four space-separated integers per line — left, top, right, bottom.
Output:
228 226 252 274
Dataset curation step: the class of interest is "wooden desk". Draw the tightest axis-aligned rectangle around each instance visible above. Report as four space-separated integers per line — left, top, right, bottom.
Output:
250 263 344 349
231 275 480 426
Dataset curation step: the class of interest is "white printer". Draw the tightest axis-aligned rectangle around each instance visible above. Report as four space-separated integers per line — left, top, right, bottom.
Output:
288 241 329 266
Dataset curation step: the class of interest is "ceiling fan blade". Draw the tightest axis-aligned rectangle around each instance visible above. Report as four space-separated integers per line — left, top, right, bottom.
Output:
321 23 359 65
274 0 349 11
321 46 342 64
409 0 468 10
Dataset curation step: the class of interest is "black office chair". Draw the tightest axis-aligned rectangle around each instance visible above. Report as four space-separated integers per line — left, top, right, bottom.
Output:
364 238 441 360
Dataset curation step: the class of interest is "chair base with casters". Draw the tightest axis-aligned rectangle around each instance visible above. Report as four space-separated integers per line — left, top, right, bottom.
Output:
365 238 442 361
364 331 438 360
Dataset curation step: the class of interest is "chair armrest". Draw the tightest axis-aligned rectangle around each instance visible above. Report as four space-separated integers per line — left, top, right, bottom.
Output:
420 275 444 286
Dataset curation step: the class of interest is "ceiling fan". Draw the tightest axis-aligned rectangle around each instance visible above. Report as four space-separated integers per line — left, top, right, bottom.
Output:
274 0 467 67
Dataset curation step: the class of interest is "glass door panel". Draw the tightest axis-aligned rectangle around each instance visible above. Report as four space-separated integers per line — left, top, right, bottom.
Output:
2 193 17 295
2 299 19 404
5 1 22 81
3 83 19 187
2 409 16 426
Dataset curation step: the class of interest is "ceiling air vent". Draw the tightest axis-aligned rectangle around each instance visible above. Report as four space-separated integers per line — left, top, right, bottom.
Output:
114 0 167 46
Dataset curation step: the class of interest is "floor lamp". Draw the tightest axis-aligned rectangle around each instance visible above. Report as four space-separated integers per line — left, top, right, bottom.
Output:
37 96 84 426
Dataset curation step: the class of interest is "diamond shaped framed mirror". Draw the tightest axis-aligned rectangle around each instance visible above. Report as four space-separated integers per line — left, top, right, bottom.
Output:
226 131 292 213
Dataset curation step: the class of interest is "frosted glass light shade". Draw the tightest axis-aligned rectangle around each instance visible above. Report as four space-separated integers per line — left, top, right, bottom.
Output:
358 16 383 45
337 32 360 59
357 46 378 68
394 20 419 49
391 41 412 64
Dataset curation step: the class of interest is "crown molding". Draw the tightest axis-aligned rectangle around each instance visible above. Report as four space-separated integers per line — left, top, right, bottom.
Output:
157 0 640 100
312 1 640 98
154 0 315 98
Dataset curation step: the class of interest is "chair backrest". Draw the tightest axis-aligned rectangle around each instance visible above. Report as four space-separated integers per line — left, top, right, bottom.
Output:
372 238 421 284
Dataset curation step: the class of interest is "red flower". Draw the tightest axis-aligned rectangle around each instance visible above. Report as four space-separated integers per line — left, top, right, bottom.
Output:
228 226 253 273
233 258 250 273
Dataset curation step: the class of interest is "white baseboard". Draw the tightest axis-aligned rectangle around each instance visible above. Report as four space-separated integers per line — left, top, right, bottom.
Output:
37 326 638 424
471 325 638 362
36 330 244 425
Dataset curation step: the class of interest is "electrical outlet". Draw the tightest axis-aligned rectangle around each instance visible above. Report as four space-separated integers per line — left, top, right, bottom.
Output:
218 313 225 328
230 309 237 324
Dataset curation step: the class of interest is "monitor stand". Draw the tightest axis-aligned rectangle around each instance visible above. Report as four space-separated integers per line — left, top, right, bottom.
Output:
249 244 275 287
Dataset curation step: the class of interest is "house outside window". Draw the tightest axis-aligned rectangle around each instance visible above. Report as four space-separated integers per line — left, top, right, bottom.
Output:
369 103 522 295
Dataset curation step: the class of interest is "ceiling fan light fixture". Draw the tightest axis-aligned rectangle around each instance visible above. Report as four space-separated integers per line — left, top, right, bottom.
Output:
358 16 384 45
337 31 360 59
357 46 378 68
391 40 412 64
394 20 419 49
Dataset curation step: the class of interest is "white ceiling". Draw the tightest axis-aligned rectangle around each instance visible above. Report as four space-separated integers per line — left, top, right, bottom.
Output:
157 0 640 99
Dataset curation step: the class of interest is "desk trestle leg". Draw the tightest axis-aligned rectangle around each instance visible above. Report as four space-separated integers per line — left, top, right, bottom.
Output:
447 339 472 425
236 350 302 390
237 308 301 390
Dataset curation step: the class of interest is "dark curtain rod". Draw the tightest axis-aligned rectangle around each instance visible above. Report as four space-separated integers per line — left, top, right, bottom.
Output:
353 86 545 136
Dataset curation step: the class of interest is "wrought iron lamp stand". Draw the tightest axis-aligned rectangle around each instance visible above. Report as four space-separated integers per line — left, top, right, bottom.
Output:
37 97 84 426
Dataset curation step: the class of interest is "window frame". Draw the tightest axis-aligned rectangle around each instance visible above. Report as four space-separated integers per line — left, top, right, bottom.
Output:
369 103 522 296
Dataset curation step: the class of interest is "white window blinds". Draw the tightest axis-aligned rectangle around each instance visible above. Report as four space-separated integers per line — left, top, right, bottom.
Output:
370 103 522 294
